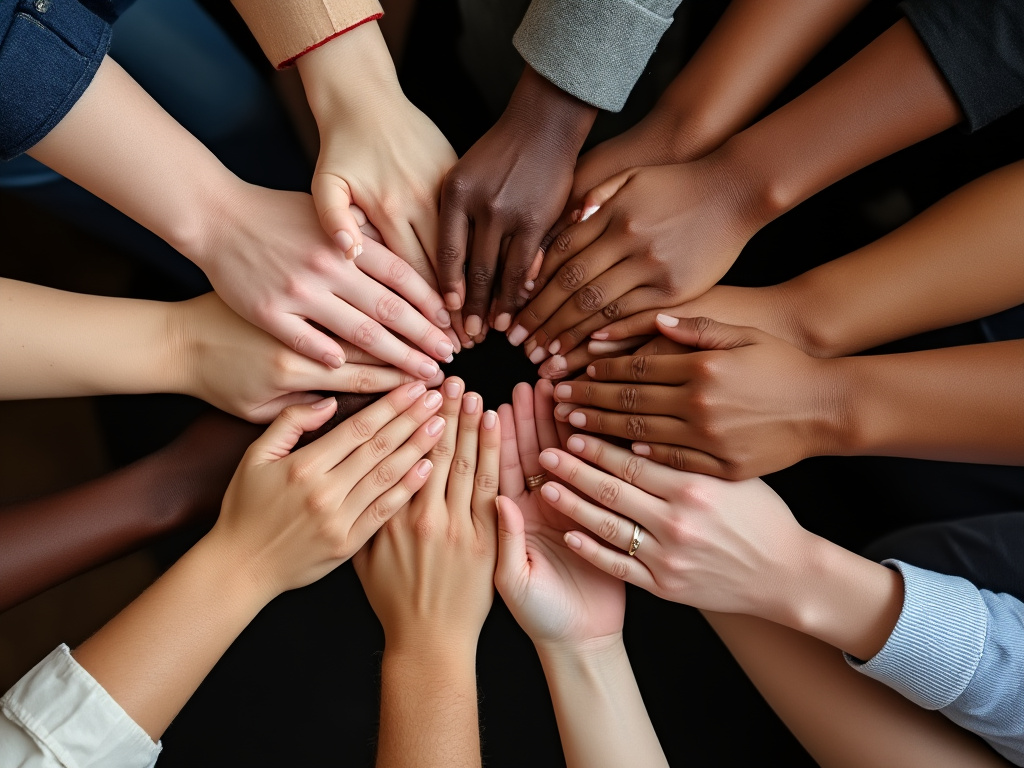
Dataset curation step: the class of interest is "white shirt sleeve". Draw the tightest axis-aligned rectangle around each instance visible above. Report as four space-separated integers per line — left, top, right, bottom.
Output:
0 644 161 768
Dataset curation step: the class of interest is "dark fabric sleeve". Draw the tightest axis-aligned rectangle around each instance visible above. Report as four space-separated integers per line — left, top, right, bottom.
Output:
0 0 112 161
901 0 1024 131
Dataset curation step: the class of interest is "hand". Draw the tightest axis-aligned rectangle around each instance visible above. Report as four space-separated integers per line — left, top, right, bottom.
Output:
509 157 758 363
535 434 812 621
297 22 457 284
195 185 455 377
438 67 598 338
354 377 500 650
552 315 839 480
537 328 690 382
210 382 446 599
494 381 624 651
174 293 430 422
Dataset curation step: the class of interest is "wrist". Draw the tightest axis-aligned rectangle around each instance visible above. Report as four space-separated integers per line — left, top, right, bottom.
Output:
709 129 799 234
186 531 276 618
642 99 727 164
501 66 598 161
534 631 625 670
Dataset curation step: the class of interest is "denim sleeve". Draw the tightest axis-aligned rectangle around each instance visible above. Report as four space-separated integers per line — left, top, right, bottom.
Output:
0 0 112 160
847 560 1024 766
513 0 683 112
901 0 1024 131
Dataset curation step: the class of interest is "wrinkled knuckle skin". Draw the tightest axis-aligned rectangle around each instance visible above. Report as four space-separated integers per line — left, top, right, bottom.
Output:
351 368 378 393
575 284 605 312
602 301 622 320
370 433 392 457
623 455 644 485
670 448 687 471
598 514 621 542
372 463 396 488
369 499 393 526
354 319 382 347
618 387 639 412
287 459 316 486
559 262 587 291
453 457 474 476
630 355 650 381
626 416 647 440
437 243 463 268
469 268 494 289
610 559 631 580
554 231 573 254
597 480 620 507
386 257 412 284
375 294 404 323
350 416 374 440
305 489 332 515
475 472 498 493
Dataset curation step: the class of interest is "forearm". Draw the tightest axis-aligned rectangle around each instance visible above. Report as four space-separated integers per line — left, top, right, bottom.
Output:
537 638 667 768
26 55 241 268
72 530 270 740
828 341 1024 464
376 643 481 768
501 66 599 162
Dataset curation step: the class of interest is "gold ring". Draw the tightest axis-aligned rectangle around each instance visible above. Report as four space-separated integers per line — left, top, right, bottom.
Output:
525 473 548 491
627 523 643 557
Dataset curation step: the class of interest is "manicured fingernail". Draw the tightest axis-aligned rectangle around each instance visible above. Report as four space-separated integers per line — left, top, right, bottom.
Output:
464 315 482 337
425 391 443 408
426 415 446 436
589 341 624 355
444 292 462 311
548 339 561 355
541 484 559 503
323 354 343 369
419 361 440 380
656 313 679 327
409 382 427 399
569 412 586 428
444 380 461 399
591 331 609 340
586 365 597 378
445 354 454 363
350 243 363 260
311 396 336 410
338 230 354 252
483 410 497 429
494 312 512 332
463 394 479 414
525 280 535 291
416 458 434 477
632 443 651 456
507 325 528 346
464 340 475 349
567 435 585 453
436 340 455 359
554 403 573 420
554 383 572 400
580 204 599 222
564 532 582 550
571 208 581 223
538 450 559 469
529 346 547 364
436 308 452 327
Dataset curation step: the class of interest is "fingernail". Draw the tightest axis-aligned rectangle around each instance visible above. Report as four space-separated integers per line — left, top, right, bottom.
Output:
465 315 482 337
353 243 363 258
541 484 559 503
529 346 547 364
444 292 462 311
586 365 596 378
580 204 599 222
436 308 452 327
567 435 586 453
463 394 479 414
569 412 586 428
483 410 497 429
554 383 572 400
426 415 445 436
538 450 558 469
338 230 355 252
409 382 427 399
632 443 651 456
445 354 454 363
494 312 512 332
656 313 679 327
564 532 582 550
507 325 528 346
323 354 343 369
424 391 443 408
548 339 561 355
464 340 475 349
311 396 336 410
436 340 455 359
419 361 440 380
525 280 535 291
444 380 461 399
554 403 573 420
591 331 609 340
589 341 624 354
571 208 582 223
416 459 434 477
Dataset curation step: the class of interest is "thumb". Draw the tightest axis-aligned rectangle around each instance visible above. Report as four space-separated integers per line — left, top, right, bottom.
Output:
249 397 338 463
494 495 529 596
577 168 634 221
655 315 757 351
311 173 362 259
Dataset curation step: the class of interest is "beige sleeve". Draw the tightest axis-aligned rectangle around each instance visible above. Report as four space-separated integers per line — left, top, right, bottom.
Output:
231 0 384 68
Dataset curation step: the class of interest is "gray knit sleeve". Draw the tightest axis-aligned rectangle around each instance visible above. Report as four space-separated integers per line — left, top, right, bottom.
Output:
512 0 682 112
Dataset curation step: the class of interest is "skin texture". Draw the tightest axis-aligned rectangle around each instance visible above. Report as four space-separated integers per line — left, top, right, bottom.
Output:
512 18 963 362
0 280 434 422
494 382 666 768
72 384 446 741
437 66 598 337
0 410 259 613
27 55 451 376
354 377 499 768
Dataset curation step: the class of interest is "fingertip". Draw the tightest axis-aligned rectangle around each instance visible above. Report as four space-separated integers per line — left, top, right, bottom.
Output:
656 313 680 328
416 458 434 478
564 532 582 550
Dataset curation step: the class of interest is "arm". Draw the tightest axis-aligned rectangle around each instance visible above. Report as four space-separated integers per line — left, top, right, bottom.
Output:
25 56 453 377
493 382 666 768
0 281 424 421
354 378 499 767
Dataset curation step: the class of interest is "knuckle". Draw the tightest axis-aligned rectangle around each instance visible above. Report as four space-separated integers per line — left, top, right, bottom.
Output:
350 367 379 393
372 462 396 487
559 262 587 291
575 284 606 312
610 558 631 580
282 275 310 303
286 458 316 485
618 387 639 412
368 498 393 526
304 489 332 515
475 472 498 494
437 243 463 268
602 301 622 320
379 192 403 218
597 480 620 506
468 267 494 288
620 215 643 238
369 433 393 458
554 231 573 254
623 455 645 485
598 514 622 541
453 456 474 476
625 415 647 440
375 294 404 323
349 416 374 439
444 174 471 202
386 257 413 285
565 325 586 343
630 355 650 380
413 514 435 540
354 319 383 347
670 447 688 471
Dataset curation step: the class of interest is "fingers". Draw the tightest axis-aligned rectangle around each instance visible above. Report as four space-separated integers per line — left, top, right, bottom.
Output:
348 456 435 552
538 337 644 381
494 231 543 324
552 380 680 417
437 180 470 311
494 495 528 598
511 381 543 479
631 441 733 478
655 314 758 351
271 313 347 370
497 403 525 498
311 172 362 259
355 238 452 331
533 379 561 452
472 409 501 532
250 397 338 463
563 529 655 591
554 407 688 450
562 433 684 499
463 224 504 338
585 351 690 385
446 390 483 517
540 480 645 554
376 217 438 297
590 308 661 342
544 286 672 358
423 377 464 497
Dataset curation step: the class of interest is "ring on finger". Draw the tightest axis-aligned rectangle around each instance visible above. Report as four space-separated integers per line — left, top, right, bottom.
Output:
627 522 643 557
